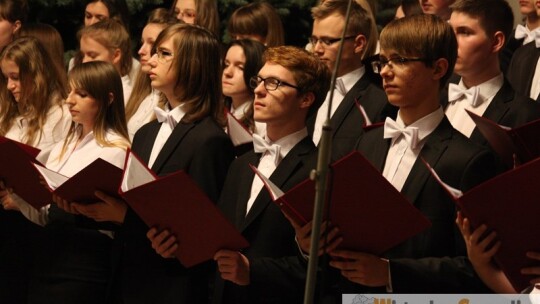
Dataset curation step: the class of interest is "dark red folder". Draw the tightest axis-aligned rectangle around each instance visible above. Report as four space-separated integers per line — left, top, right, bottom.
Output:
467 110 540 167
119 150 249 267
0 137 50 209
253 151 431 255
34 158 124 204
426 158 540 291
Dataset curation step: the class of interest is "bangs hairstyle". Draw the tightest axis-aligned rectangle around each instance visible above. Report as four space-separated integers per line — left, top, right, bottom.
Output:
264 46 331 120
84 0 131 31
312 0 375 58
63 61 129 155
152 23 223 125
228 1 284 47
0 0 28 23
76 19 132 76
0 37 67 145
450 0 513 45
380 14 457 87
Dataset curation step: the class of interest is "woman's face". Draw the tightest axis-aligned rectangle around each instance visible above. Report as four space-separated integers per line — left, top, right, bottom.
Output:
222 45 250 101
147 36 177 98
138 23 165 73
1 58 21 102
84 1 110 27
174 0 197 24
79 35 121 72
65 82 100 131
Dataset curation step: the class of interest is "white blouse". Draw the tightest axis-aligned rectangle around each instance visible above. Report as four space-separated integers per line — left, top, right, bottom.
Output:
15 129 128 226
127 90 159 140
4 104 71 157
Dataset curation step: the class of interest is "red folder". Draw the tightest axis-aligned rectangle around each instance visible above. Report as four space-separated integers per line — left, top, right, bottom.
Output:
0 137 50 209
467 110 540 167
33 158 123 204
119 150 249 267
426 158 540 291
253 151 431 255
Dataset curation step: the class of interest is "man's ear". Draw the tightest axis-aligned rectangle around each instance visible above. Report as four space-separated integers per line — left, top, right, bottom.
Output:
299 92 315 110
432 58 449 81
491 31 505 53
12 20 21 34
108 92 114 105
354 34 367 56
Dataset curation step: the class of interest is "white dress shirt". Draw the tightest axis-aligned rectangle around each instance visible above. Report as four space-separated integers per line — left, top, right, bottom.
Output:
127 90 160 140
4 104 71 157
382 107 444 191
530 57 540 100
14 129 129 226
147 103 186 168
245 128 308 215
312 66 365 145
445 74 503 137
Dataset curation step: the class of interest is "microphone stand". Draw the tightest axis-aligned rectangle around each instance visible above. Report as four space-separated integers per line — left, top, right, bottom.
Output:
303 0 355 303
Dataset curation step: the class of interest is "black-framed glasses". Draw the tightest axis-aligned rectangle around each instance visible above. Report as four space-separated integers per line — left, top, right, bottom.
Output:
308 35 356 47
371 56 425 74
250 76 300 91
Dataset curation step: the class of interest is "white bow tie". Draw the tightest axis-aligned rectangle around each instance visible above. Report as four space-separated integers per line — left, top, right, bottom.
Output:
515 25 540 47
334 78 347 96
448 83 481 107
154 106 178 129
252 133 282 166
383 117 419 150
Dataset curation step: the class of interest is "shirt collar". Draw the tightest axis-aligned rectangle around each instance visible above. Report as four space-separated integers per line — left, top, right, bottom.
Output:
457 73 503 106
395 107 444 143
263 127 308 159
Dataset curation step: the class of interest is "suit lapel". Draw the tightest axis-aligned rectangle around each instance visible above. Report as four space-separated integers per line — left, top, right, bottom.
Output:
135 121 161 164
331 76 369 134
150 121 195 174
400 118 453 205
233 152 260 229
469 80 513 143
240 137 314 231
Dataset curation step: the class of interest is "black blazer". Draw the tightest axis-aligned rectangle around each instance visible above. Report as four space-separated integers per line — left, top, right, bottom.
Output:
111 116 235 304
443 78 540 168
213 136 317 304
307 74 397 161
500 29 524 75
322 117 497 298
507 42 540 98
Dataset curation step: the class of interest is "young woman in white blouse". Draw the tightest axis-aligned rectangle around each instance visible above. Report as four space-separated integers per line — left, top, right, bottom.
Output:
1 61 130 304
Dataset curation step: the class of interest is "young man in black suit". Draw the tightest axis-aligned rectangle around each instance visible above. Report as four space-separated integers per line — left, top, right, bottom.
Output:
308 0 395 161
150 46 331 303
293 14 498 301
445 0 540 156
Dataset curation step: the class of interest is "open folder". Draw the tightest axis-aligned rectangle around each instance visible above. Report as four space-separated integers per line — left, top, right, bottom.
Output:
426 158 540 291
225 108 253 156
0 136 50 209
252 151 431 255
467 110 540 167
119 150 249 268
32 158 123 205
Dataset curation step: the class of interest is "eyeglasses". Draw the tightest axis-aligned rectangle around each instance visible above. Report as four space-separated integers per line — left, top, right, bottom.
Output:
371 56 425 74
152 48 174 64
308 35 356 47
250 76 300 91
175 8 196 19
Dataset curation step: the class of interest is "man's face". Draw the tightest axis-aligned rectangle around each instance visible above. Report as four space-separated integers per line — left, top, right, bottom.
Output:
449 12 494 80
252 63 304 126
419 0 455 19
311 13 361 77
379 48 439 109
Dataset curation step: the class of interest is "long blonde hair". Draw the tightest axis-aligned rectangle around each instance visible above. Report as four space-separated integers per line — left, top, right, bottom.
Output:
59 61 130 160
0 37 67 145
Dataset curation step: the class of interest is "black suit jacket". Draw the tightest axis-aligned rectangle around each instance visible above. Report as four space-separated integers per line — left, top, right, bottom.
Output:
307 73 397 161
507 42 540 98
443 78 540 168
111 116 235 304
213 137 317 304
500 29 524 75
321 117 497 299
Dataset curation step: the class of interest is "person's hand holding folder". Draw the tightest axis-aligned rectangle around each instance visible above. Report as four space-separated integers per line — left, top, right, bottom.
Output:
0 180 18 211
284 214 341 257
214 249 250 286
72 191 127 224
147 228 178 259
